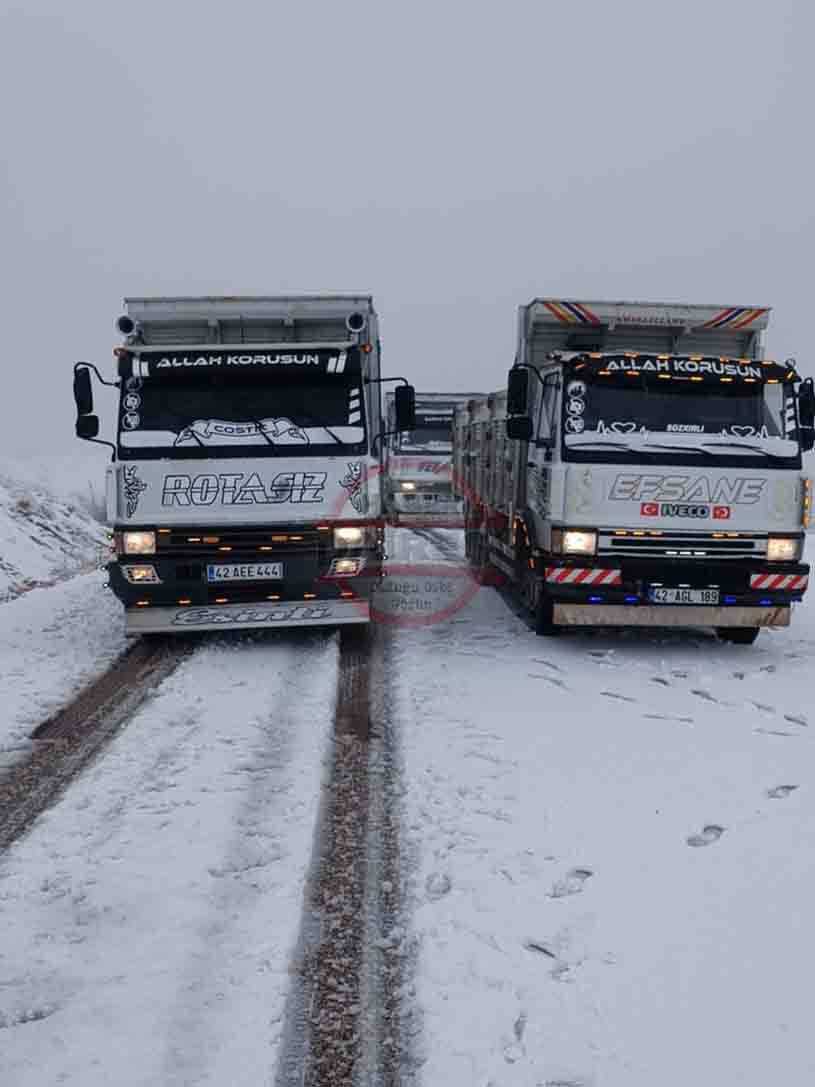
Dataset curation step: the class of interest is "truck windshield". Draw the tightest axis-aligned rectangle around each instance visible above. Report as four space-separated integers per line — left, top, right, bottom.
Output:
562 377 799 461
118 376 366 459
398 421 453 454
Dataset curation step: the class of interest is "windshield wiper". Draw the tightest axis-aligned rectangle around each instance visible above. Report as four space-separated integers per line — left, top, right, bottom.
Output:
567 438 639 451
162 412 206 448
293 406 346 445
700 440 788 459
643 442 705 455
244 416 276 447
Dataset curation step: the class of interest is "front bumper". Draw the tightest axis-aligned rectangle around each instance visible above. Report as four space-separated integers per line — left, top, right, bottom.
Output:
554 604 790 628
541 556 808 627
126 597 369 634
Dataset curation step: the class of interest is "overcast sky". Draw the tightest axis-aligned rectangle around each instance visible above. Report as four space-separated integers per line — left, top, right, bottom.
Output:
1 0 813 454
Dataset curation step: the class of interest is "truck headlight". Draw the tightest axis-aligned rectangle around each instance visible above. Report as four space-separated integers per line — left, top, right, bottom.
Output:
400 481 417 492
559 529 597 556
123 530 156 555
334 526 364 548
767 536 800 562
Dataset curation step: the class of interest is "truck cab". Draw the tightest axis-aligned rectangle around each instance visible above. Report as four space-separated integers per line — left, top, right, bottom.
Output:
73 295 414 634
455 298 814 644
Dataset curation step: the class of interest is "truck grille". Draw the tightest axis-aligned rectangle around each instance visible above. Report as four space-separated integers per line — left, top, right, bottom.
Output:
155 526 326 557
599 531 766 560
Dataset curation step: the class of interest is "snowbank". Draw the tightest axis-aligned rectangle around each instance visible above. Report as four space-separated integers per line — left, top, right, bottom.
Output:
0 453 107 601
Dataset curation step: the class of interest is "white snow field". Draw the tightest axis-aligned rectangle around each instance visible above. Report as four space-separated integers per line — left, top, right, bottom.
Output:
0 629 338 1086
388 529 815 1086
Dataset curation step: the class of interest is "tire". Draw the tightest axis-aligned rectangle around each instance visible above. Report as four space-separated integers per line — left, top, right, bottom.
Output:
534 590 560 636
514 526 559 637
716 627 760 645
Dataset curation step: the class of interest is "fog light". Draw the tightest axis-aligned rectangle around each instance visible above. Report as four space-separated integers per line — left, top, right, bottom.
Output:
122 564 161 584
767 536 799 562
327 557 366 577
123 530 156 555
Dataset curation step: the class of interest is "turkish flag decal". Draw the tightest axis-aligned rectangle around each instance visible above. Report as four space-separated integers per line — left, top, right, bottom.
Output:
712 505 731 520
640 502 659 517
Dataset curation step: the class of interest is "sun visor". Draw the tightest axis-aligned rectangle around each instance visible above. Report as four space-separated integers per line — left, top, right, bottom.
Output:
566 353 797 385
119 346 361 382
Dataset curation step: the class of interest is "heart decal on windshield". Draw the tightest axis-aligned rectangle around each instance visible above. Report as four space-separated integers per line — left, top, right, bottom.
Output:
610 422 638 434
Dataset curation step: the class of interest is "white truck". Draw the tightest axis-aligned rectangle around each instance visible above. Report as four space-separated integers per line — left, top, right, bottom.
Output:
73 295 414 634
454 298 815 644
384 391 479 526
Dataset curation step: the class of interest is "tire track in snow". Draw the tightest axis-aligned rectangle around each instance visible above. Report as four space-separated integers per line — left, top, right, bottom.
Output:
0 637 192 853
157 630 333 1085
274 625 408 1087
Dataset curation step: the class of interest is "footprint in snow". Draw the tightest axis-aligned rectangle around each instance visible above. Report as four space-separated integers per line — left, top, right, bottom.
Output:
690 689 720 703
732 671 746 680
760 664 777 673
425 872 452 901
601 691 638 703
524 939 557 958
650 676 671 687
767 784 799 799
686 825 725 847
755 727 795 738
783 713 808 727
528 673 569 689
751 701 776 715
671 669 689 679
549 868 593 898
643 713 694 725
532 658 563 672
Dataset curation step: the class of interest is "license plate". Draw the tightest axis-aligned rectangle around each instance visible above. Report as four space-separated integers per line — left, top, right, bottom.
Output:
648 587 719 605
206 562 283 583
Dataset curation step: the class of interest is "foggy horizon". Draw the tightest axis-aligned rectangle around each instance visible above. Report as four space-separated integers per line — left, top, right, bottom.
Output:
2 0 813 455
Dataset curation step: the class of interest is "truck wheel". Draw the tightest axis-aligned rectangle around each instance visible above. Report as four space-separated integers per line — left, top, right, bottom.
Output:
716 627 760 645
534 592 560 637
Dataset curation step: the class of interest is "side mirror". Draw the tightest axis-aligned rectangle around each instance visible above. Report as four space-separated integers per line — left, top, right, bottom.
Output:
395 384 416 430
798 379 815 451
76 414 100 440
507 368 528 415
74 366 94 416
506 416 533 442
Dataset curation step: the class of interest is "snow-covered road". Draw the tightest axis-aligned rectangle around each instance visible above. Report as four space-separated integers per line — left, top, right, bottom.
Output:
390 529 815 1086
2 528 815 1085
0 628 338 1086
